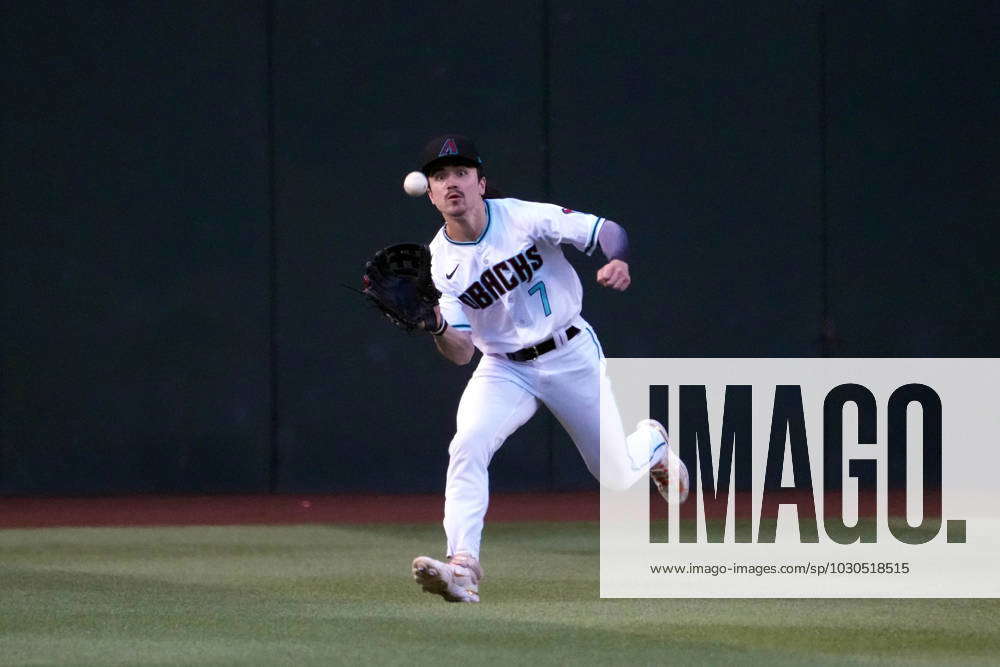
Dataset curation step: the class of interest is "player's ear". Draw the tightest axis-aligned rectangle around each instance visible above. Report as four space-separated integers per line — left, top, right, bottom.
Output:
478 176 486 196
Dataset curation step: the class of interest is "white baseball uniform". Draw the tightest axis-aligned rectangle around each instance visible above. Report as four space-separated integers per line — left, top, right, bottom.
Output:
428 197 663 559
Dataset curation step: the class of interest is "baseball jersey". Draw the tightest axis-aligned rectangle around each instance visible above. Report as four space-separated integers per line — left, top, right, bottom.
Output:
428 198 606 355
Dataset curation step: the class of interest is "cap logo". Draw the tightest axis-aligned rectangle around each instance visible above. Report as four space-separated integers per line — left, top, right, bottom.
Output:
438 137 459 157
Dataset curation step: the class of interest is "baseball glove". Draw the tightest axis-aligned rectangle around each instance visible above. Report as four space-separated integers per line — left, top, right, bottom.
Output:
361 243 442 333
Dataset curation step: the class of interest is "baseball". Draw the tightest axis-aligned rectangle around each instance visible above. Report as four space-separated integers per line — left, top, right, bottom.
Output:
403 171 428 197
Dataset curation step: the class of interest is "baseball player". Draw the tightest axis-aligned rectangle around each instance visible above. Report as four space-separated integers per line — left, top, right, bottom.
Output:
409 135 689 603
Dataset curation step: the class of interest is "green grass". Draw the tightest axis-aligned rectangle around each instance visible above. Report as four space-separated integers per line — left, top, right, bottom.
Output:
1 522 997 665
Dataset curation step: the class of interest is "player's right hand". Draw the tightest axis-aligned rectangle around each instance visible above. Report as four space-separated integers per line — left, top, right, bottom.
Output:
422 306 443 332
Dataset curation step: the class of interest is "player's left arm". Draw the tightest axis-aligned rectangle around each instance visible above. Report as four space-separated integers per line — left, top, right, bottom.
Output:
594 220 631 291
527 202 631 291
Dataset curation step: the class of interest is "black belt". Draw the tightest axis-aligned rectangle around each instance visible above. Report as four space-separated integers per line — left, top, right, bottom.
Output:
506 326 580 362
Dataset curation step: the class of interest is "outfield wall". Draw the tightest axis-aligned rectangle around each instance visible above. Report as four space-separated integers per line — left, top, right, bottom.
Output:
2 2 996 494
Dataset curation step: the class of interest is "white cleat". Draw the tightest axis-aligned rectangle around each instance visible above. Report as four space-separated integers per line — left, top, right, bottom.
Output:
639 419 690 504
411 553 482 603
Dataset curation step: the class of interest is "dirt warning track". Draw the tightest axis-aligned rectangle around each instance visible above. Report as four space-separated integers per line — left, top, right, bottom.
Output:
0 492 601 528
0 489 921 529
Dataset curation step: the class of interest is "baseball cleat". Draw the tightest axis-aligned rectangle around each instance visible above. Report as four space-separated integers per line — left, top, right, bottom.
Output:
640 419 690 504
411 553 482 603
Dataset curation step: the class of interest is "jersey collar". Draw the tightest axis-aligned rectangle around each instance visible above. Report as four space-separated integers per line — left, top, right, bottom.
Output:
443 200 491 246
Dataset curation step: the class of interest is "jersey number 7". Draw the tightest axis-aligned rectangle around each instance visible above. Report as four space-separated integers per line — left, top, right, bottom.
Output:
528 281 551 317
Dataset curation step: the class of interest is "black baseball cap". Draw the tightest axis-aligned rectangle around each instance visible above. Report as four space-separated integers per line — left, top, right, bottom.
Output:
420 135 484 176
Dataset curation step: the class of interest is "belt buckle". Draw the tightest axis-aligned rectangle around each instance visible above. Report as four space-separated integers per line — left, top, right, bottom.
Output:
524 345 540 360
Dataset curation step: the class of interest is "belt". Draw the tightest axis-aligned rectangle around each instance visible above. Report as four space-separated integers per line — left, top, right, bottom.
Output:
506 326 580 362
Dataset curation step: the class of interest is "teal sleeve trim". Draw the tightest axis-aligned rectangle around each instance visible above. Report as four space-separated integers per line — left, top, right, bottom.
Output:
584 216 604 255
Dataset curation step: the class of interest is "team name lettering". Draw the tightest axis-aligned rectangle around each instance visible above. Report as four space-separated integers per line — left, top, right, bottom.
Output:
480 269 503 300
465 282 492 308
494 260 518 290
507 254 533 283
458 245 543 310
525 245 543 271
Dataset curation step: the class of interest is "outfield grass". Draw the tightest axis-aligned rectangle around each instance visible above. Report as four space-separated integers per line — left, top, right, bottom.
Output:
1 522 998 665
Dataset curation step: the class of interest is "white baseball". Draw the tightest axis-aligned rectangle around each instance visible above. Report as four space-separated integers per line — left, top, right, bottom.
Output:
403 171 428 197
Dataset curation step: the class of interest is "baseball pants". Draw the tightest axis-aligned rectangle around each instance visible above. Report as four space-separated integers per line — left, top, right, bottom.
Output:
443 318 660 558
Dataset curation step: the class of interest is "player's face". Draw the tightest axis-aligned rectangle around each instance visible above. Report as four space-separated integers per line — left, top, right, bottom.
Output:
427 164 486 217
